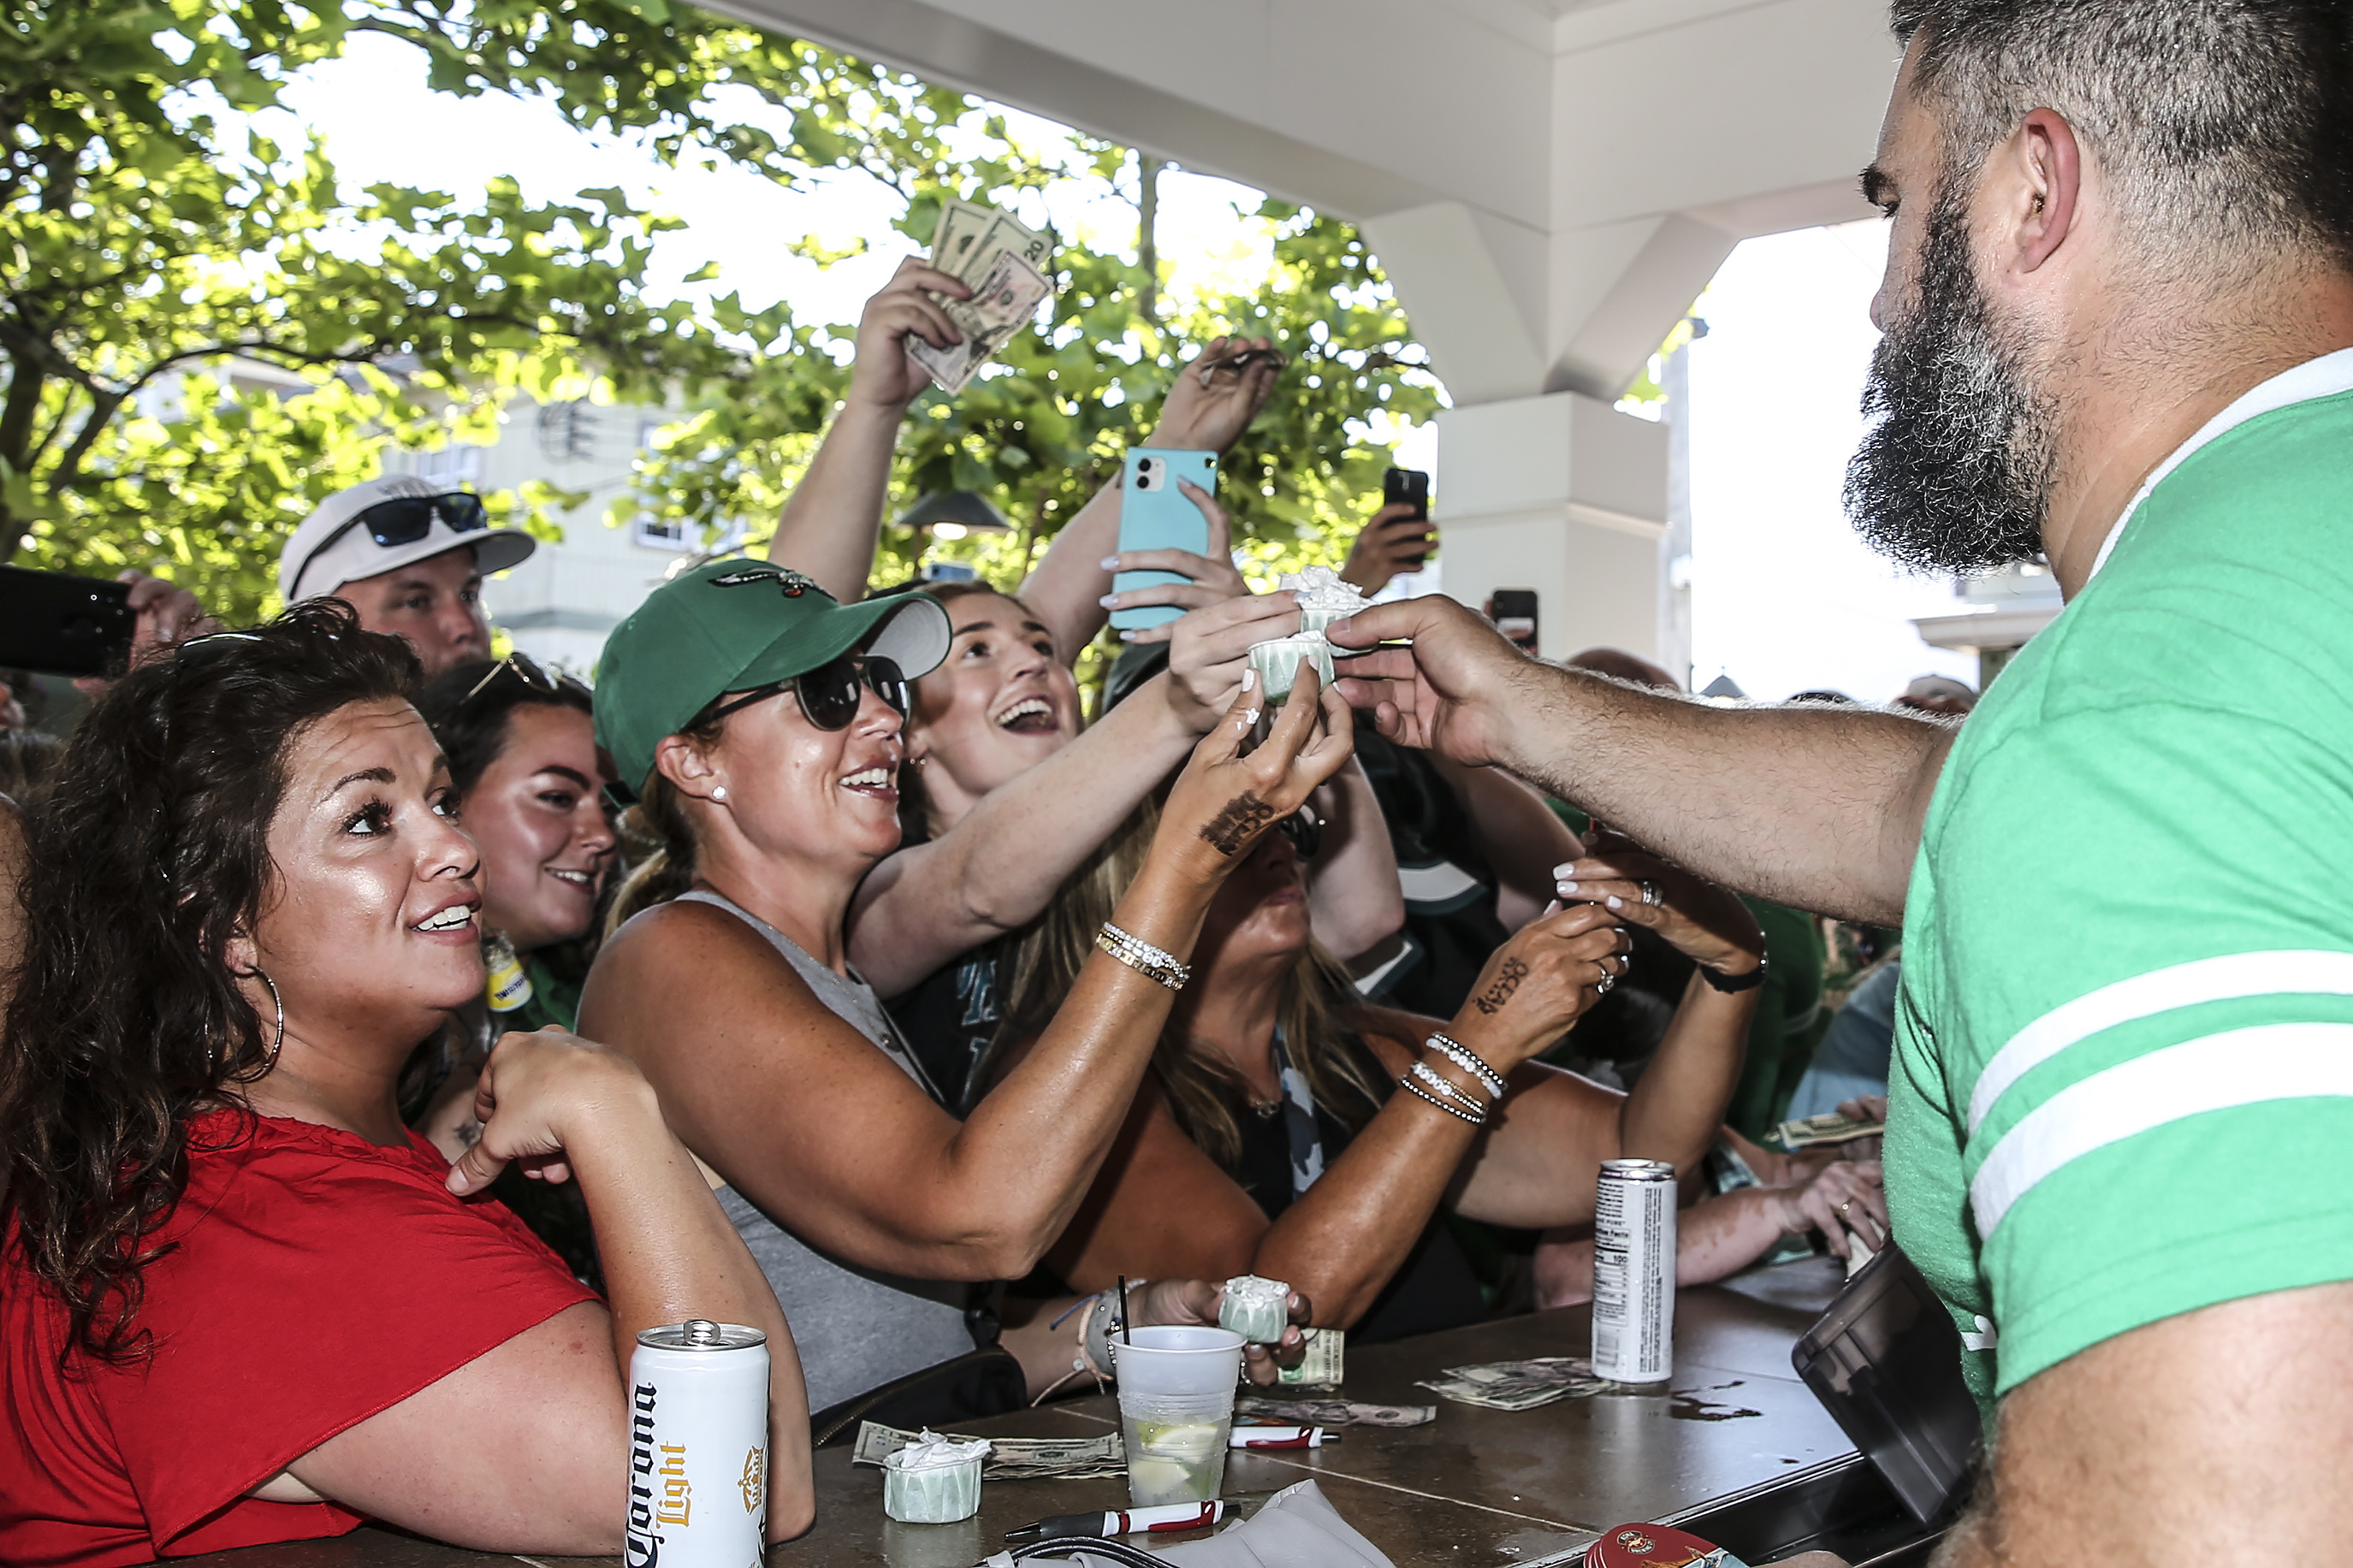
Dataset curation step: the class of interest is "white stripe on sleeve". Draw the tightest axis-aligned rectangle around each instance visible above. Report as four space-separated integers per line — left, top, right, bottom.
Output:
1967 951 2353 1135
1970 1021 2353 1239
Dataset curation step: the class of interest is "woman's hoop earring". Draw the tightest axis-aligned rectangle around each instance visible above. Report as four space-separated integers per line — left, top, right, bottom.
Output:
251 967 286 1074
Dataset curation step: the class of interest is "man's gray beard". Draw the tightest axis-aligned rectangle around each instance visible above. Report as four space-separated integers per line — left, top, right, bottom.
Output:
1845 188 2059 575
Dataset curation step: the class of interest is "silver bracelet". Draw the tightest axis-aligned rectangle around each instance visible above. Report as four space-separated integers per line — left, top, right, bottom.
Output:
1081 1281 1147 1379
1095 921 1188 991
1399 1068 1485 1126
1425 1033 1508 1099
1411 1060 1491 1118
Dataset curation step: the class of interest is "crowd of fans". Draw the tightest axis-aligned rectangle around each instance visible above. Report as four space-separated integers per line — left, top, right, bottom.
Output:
0 265 1935 1565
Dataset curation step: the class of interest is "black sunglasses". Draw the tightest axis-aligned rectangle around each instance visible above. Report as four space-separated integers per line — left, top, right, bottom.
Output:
322 491 490 554
1275 806 1323 861
702 654 909 732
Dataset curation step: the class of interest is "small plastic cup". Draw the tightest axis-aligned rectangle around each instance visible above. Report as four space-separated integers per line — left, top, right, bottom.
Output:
1111 1326 1244 1507
1218 1275 1291 1343
881 1435 987 1524
1246 634 1334 704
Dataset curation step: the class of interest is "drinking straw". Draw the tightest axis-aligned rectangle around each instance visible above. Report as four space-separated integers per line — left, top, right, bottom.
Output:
1118 1275 1132 1344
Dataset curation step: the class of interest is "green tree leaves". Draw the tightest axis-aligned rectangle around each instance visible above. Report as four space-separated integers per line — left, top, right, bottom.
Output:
3 0 1438 629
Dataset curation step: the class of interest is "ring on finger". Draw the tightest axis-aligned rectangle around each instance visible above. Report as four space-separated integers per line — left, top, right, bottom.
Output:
1639 879 1663 907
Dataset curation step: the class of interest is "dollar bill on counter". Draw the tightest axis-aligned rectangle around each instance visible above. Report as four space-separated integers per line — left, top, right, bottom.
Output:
1236 1397 1434 1428
912 198 1056 392
1771 1109 1883 1150
1417 1357 1610 1411
851 1421 1126 1480
1276 1327 1344 1387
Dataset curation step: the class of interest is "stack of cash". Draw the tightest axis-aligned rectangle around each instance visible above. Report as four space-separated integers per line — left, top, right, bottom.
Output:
853 1420 1127 1481
1771 1109 1882 1150
1235 1396 1436 1428
910 197 1057 393
1276 1327 1344 1387
1416 1357 1611 1411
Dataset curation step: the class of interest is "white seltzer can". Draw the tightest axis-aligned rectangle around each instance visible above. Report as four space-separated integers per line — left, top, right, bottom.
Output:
1591 1158 1677 1383
625 1320 770 1568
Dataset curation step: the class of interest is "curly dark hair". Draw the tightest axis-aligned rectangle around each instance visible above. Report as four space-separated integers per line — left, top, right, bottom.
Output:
414 655 595 798
0 601 420 1362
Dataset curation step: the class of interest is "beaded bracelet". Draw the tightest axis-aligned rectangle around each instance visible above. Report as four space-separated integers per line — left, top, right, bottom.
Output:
1095 921 1189 991
1410 1061 1492 1119
1399 1068 1486 1127
1425 1032 1508 1099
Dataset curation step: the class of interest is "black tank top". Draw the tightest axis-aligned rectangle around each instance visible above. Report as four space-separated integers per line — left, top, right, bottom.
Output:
1228 1033 1489 1344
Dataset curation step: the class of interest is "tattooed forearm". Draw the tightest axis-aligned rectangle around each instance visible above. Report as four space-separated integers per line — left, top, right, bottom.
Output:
1473 956 1529 1015
1200 791 1278 856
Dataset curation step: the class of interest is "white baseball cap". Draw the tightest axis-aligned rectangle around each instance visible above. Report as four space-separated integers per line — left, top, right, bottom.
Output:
278 475 537 603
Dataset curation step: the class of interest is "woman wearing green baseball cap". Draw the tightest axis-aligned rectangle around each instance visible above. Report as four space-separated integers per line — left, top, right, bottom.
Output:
578 559 1354 1419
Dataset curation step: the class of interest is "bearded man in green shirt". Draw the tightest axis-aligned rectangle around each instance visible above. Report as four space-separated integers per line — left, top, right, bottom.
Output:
1333 3 2353 1562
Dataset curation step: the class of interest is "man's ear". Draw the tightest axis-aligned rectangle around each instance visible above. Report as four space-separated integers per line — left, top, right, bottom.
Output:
2014 107 2082 273
654 731 724 803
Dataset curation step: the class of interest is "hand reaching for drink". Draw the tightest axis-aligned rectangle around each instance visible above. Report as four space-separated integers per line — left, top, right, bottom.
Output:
1157 665 1354 879
1129 1278 1316 1386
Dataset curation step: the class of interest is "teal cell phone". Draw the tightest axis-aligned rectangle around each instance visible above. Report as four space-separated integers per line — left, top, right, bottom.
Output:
1112 447 1218 631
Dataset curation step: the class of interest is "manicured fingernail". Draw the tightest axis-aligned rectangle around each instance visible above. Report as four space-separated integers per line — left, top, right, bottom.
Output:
1606 895 1623 910
1553 862 1575 879
1558 879 1580 895
1101 557 1121 571
1119 630 1140 642
1099 594 1119 607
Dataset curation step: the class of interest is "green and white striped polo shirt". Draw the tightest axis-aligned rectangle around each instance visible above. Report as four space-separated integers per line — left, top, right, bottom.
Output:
1886 347 2353 1410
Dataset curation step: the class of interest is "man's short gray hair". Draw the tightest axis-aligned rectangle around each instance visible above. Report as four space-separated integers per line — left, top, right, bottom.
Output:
1892 1 2353 271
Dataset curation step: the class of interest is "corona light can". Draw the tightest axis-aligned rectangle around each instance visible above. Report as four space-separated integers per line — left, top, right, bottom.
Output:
625 1320 770 1568
1591 1158 1677 1384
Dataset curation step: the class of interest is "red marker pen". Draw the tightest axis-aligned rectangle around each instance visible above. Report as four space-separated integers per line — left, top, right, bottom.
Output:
1229 1424 1340 1449
1005 1501 1229 1540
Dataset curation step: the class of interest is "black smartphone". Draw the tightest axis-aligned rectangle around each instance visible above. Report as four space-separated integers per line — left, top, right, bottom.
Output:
1489 589 1538 654
1382 466 1432 570
1790 1244 1982 1525
0 566 135 677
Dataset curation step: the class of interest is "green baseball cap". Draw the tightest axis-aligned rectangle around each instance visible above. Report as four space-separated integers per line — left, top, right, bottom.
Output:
594 559 952 797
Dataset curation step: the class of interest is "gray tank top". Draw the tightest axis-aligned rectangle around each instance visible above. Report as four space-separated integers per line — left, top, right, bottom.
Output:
671 889 975 1412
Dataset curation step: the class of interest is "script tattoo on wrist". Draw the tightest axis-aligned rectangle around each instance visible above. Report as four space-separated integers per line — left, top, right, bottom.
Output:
1472 956 1530 1015
1200 791 1278 856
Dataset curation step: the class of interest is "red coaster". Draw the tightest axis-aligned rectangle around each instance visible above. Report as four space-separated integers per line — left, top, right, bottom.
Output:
1585 1523 1748 1568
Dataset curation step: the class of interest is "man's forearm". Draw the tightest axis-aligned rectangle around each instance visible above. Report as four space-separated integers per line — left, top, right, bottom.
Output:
1499 667 1954 925
766 399 904 602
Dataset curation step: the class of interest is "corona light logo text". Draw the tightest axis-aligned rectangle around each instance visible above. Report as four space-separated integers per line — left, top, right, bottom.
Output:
740 1446 767 1514
655 1442 693 1528
625 1381 662 1567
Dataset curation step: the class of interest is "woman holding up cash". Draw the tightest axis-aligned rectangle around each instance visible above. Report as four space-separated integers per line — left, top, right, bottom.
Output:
577 559 1354 1423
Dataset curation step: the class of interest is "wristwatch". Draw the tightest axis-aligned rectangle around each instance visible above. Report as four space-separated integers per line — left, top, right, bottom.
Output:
1698 955 1769 993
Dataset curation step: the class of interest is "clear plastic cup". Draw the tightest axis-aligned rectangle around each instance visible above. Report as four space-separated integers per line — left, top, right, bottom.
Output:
1110 1326 1244 1507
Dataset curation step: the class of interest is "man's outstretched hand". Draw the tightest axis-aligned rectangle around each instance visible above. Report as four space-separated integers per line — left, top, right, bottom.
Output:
1328 594 1532 769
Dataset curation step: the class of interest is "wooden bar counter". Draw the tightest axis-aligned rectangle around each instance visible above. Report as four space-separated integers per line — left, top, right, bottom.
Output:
179 1257 1870 1568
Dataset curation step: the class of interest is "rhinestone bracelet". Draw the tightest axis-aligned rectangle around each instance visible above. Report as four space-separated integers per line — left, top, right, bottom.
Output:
1398 1069 1486 1127
1410 1060 1492 1118
1095 921 1189 991
1425 1032 1508 1099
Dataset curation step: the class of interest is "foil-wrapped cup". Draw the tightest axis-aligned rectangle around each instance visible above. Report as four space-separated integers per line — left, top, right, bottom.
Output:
1247 634 1336 703
1219 1275 1292 1343
1279 565 1366 639
881 1431 989 1524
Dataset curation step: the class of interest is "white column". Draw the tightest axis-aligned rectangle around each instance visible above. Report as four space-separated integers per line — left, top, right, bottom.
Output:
1432 391 1669 663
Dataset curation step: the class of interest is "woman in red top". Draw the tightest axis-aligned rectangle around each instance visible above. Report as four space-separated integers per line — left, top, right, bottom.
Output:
0 603 812 1565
